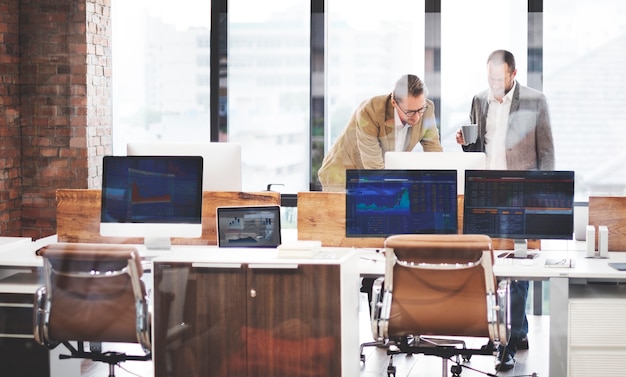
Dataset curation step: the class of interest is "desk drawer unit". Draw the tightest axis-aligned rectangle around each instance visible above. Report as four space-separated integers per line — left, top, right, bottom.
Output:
153 257 360 377
0 293 50 376
569 295 626 377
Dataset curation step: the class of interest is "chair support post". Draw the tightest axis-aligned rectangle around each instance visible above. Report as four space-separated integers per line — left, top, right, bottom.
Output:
441 357 448 377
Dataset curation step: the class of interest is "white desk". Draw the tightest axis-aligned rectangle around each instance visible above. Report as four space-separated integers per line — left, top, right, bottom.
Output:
0 241 359 377
0 236 32 249
1 238 626 377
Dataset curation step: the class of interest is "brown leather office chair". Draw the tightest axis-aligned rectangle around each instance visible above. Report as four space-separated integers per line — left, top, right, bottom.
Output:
361 234 510 377
33 243 151 377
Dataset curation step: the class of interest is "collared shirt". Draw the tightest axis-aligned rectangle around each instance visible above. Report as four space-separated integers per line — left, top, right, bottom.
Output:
394 108 411 152
485 81 516 169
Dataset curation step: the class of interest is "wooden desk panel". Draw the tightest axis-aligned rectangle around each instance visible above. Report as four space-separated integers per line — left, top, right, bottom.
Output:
589 196 626 251
56 189 280 245
297 192 384 248
297 192 530 250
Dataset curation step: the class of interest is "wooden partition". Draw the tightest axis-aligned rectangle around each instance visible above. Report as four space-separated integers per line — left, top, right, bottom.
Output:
56 189 280 245
297 192 466 249
297 192 535 250
297 192 381 248
589 196 626 251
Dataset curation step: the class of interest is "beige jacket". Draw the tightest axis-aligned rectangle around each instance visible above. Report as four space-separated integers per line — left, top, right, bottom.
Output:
318 94 443 191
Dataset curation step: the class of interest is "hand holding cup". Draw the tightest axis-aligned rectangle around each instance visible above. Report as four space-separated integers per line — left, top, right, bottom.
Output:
461 124 478 145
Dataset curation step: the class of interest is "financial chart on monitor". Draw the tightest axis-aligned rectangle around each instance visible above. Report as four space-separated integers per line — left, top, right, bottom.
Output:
345 169 458 237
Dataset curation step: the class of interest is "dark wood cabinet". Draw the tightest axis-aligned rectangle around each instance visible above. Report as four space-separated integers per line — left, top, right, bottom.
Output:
153 262 247 377
153 251 359 377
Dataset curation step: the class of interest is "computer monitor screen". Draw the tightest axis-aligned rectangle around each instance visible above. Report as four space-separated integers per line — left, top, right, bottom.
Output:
463 170 575 240
384 151 486 195
126 142 242 191
100 156 204 249
345 169 458 237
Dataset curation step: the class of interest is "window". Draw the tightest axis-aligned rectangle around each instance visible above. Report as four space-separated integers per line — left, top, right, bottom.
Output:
326 1 425 148
544 0 626 198
228 0 310 192
111 0 211 151
112 0 626 199
440 0 527 153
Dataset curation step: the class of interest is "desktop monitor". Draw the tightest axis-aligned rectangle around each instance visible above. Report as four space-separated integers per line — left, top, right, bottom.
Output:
126 142 242 191
345 169 458 238
100 155 204 249
384 151 486 195
463 170 575 258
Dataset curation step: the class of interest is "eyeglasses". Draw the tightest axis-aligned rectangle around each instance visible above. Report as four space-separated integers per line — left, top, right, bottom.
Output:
395 102 428 117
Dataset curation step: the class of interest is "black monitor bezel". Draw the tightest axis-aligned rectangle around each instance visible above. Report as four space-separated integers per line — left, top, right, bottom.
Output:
462 170 575 240
345 169 458 238
100 155 204 226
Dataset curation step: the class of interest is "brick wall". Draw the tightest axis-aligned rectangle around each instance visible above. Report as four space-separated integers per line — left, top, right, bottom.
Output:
0 0 112 239
86 0 112 188
0 0 22 236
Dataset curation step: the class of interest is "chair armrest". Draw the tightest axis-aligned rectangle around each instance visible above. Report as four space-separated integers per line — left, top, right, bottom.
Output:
33 286 59 349
370 277 385 341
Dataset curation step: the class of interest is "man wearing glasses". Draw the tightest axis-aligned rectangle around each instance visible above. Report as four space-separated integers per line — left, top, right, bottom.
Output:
318 74 443 192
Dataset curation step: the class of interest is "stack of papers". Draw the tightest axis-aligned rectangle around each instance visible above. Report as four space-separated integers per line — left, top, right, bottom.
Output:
277 240 322 258
545 258 575 268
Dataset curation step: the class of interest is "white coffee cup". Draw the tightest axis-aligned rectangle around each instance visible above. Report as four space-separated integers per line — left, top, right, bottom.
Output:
461 124 478 145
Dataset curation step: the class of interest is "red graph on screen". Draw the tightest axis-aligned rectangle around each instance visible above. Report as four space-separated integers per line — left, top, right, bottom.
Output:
131 182 171 204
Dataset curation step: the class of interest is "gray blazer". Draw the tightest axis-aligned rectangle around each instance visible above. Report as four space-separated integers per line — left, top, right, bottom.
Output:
462 81 555 170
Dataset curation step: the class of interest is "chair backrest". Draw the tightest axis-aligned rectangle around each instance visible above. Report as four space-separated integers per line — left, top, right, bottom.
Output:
35 243 150 351
380 234 507 343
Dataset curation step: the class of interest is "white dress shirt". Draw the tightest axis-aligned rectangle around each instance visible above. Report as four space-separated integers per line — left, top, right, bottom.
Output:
485 81 516 169
394 108 411 151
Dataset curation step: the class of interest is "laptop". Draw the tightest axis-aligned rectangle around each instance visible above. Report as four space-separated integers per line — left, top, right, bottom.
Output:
216 205 282 248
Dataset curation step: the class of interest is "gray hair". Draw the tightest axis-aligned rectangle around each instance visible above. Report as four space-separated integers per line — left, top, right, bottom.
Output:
392 74 429 102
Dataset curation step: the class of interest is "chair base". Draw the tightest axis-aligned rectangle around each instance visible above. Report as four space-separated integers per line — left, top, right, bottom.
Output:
59 341 151 377
367 336 496 377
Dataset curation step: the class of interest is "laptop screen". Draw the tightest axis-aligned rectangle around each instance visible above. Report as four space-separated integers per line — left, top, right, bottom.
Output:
346 169 458 237
216 205 282 247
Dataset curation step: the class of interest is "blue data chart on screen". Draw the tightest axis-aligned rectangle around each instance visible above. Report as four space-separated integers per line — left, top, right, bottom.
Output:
346 169 457 237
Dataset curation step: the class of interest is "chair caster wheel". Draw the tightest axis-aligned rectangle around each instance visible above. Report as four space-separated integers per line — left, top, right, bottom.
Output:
451 364 462 376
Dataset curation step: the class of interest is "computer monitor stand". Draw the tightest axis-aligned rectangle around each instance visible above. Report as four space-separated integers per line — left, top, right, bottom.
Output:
144 237 172 250
511 239 538 259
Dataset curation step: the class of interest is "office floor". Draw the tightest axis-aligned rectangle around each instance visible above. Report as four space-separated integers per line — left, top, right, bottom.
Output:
80 294 548 377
